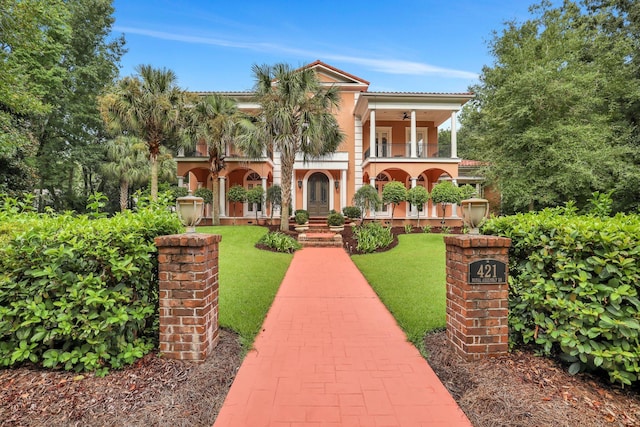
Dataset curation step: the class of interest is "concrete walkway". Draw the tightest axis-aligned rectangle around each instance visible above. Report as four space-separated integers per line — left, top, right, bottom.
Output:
213 247 471 427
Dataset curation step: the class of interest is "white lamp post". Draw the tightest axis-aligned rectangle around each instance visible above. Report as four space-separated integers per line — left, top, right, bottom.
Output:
460 198 489 234
176 192 204 233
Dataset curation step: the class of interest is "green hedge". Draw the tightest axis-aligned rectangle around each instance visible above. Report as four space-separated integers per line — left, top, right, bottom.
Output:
483 208 640 385
0 206 182 375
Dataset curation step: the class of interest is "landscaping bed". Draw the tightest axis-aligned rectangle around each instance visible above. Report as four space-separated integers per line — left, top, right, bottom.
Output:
2 328 639 426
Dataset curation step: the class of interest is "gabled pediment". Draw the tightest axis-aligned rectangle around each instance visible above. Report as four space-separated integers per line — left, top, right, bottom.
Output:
304 60 370 89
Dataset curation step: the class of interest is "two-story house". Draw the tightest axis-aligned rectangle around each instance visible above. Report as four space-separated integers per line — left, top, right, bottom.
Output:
176 61 477 226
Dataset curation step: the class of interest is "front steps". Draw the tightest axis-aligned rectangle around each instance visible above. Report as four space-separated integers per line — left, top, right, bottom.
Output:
297 231 343 248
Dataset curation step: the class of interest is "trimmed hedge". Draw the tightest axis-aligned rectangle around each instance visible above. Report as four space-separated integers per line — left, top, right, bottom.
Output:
0 206 182 375
483 208 640 385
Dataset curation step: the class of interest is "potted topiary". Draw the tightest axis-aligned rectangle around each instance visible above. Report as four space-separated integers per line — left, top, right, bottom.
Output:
327 211 345 232
342 206 361 225
294 210 309 231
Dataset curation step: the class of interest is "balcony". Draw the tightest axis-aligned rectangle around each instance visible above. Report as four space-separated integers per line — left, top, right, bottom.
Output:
364 142 449 160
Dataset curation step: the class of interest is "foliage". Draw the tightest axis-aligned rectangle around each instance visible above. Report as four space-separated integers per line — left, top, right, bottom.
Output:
353 184 382 224
0 200 182 375
327 212 345 227
257 231 301 253
404 224 413 234
245 186 264 222
352 234 447 346
294 210 309 225
431 181 462 223
197 226 292 349
171 186 189 201
244 63 345 231
181 94 254 225
459 1 640 213
227 185 246 223
342 206 361 219
440 226 451 234
458 184 477 200
266 185 282 224
586 190 613 218
1 0 125 210
86 192 108 219
422 224 432 233
483 210 640 386
194 187 213 205
407 185 429 226
99 65 188 201
353 222 394 253
381 181 407 220
102 136 150 212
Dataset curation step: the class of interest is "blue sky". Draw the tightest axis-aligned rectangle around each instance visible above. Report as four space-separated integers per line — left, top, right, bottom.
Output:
111 0 551 93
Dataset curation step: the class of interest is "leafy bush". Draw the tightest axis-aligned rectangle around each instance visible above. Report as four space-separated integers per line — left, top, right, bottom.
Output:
422 224 432 233
194 187 213 204
294 210 309 225
342 206 362 219
354 222 394 253
327 212 345 227
404 224 413 234
483 210 640 385
258 232 301 253
0 202 182 375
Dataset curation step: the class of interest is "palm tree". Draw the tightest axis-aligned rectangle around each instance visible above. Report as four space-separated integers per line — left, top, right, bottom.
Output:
102 136 149 211
182 94 250 225
245 63 345 231
99 65 187 201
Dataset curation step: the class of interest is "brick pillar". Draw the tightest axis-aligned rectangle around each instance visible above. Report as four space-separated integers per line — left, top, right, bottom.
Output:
444 235 511 361
154 234 222 361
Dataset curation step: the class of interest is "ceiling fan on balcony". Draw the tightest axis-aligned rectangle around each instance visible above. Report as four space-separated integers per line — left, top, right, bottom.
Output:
402 112 410 120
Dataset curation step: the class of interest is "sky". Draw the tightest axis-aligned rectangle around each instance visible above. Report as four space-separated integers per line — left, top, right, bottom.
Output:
111 0 552 94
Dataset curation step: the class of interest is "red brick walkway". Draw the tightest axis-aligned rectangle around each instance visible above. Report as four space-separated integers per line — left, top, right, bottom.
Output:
213 247 471 426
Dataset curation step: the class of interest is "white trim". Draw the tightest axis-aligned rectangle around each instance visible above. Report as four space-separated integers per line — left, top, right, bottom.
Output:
354 116 363 191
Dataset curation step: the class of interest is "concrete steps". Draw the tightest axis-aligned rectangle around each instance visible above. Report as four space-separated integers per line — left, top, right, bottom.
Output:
297 231 343 248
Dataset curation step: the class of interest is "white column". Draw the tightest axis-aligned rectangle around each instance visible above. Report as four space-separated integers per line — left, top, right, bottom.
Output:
369 110 376 159
410 177 418 217
178 147 185 157
370 177 376 218
219 176 226 217
292 174 297 212
261 177 267 217
451 111 458 158
340 169 347 210
451 178 459 218
177 176 184 187
410 110 417 158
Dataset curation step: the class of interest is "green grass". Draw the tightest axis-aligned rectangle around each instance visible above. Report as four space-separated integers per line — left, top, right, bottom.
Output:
197 226 293 348
351 233 447 348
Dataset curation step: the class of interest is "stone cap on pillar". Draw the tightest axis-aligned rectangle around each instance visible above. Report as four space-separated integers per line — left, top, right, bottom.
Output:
444 234 511 248
155 233 222 248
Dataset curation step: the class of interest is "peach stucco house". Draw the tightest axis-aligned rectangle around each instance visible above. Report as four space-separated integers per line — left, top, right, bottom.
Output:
176 61 482 226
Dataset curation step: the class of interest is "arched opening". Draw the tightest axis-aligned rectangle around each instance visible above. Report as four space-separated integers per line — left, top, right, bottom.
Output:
307 172 330 216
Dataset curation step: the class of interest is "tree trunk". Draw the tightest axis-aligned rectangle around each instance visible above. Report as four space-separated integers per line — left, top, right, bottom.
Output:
279 154 295 232
211 172 220 226
120 180 128 212
150 155 158 201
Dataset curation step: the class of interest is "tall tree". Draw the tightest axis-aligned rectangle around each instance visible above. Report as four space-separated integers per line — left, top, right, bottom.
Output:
99 65 187 201
459 1 640 213
182 94 252 225
246 63 344 231
102 136 149 211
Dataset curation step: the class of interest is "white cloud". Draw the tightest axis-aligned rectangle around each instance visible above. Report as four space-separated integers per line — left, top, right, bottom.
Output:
115 26 479 80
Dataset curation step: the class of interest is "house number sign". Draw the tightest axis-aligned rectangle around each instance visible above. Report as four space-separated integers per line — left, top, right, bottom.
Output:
468 259 507 284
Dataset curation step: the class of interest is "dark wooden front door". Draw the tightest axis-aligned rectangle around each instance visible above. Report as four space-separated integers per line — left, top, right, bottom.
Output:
307 173 329 216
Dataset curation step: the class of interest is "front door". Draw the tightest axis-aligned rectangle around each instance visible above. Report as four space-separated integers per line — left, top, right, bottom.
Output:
307 173 329 216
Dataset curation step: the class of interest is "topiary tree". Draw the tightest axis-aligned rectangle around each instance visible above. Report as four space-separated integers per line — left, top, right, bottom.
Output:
382 181 407 222
407 186 430 227
194 187 213 205
458 184 477 201
353 184 381 225
431 181 462 224
266 185 282 225
227 185 246 224
246 186 264 224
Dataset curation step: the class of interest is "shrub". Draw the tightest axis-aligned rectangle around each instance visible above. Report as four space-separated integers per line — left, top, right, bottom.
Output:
422 224 432 233
327 212 345 227
294 210 309 225
381 181 407 219
483 210 640 386
342 206 362 219
0 203 182 375
404 224 413 234
354 222 394 253
194 187 213 205
258 232 301 253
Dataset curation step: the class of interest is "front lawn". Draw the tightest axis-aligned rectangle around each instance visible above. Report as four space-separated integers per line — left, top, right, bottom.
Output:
351 233 447 347
197 226 292 348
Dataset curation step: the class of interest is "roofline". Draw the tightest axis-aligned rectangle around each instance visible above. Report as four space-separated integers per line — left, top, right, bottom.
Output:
303 60 371 86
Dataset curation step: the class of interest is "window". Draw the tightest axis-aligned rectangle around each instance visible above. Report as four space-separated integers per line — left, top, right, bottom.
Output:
405 127 428 157
245 172 262 215
375 173 390 215
375 127 392 157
